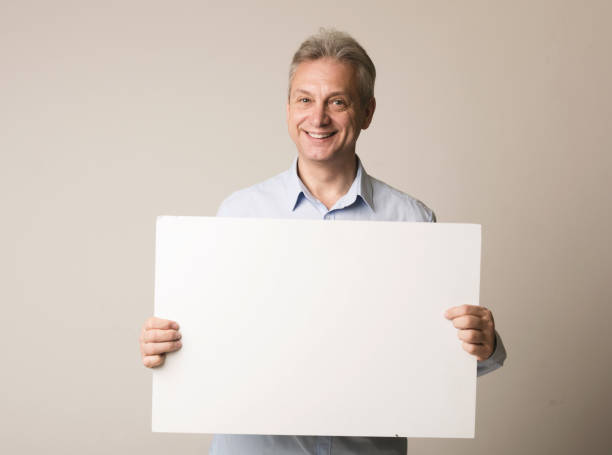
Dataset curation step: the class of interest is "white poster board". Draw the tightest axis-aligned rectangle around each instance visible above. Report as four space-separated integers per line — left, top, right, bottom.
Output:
153 216 480 438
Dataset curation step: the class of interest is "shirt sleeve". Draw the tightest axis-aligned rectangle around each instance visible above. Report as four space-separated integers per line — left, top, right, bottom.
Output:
216 200 231 217
477 330 507 376
216 192 242 217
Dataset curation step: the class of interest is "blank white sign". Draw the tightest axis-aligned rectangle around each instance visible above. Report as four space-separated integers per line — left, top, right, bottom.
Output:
152 216 480 438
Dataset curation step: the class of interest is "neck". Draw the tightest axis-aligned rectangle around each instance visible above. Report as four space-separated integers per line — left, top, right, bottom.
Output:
297 152 358 210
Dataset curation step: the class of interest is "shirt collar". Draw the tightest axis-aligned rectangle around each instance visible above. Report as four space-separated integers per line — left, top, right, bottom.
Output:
285 155 374 212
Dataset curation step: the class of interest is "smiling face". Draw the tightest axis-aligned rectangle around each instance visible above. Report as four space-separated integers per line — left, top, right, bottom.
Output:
287 57 375 164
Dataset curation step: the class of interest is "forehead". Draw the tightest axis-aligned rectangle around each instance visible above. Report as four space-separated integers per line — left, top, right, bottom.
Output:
290 58 358 95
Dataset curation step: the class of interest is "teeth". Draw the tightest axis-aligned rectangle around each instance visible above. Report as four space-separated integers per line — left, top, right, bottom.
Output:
308 132 334 139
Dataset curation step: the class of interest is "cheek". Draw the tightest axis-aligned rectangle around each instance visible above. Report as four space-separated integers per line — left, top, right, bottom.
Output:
288 112 306 129
335 113 358 132
341 118 359 137
287 114 305 140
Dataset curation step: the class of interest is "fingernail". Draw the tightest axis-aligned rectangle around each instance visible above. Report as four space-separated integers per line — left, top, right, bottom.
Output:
177 341 182 347
177 332 182 339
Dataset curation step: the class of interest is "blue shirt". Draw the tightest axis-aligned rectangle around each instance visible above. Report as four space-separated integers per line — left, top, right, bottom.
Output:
213 156 507 455
217 156 435 223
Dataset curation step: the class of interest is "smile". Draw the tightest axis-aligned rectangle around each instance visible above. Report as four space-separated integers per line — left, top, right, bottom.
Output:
306 131 337 139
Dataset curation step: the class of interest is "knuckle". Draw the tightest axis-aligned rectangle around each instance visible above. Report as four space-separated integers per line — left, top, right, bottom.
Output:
481 317 492 330
482 308 495 325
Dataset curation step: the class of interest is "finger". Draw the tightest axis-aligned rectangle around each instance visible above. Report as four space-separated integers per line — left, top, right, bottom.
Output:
457 329 486 344
451 315 487 330
142 354 165 368
143 329 181 343
445 304 487 320
144 317 180 331
142 340 182 356
461 342 492 361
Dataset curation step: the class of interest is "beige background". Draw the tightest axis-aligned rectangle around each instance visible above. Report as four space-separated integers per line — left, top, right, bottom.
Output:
1 1 610 454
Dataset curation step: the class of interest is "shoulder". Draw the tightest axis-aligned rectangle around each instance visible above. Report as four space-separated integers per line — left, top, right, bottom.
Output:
369 176 436 222
216 169 291 218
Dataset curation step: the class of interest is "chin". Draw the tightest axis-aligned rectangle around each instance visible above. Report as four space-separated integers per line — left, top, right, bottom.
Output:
299 148 338 162
298 142 344 161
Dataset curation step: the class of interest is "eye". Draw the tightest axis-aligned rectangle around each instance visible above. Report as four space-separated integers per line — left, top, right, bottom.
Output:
331 99 347 107
298 97 310 103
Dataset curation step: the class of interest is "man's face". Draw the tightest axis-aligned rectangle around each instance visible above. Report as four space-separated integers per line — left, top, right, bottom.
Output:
287 57 375 164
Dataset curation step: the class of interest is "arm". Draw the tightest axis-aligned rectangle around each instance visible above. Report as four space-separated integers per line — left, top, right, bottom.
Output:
477 330 506 376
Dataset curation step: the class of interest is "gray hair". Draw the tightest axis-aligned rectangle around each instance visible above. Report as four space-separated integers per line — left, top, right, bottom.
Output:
288 28 376 107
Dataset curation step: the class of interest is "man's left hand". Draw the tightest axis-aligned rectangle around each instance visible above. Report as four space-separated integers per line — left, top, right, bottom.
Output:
444 305 496 361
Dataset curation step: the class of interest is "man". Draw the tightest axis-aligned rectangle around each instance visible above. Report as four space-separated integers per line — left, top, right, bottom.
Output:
139 28 506 454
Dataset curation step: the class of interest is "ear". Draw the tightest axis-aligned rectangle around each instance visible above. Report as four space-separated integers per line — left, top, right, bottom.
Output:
361 97 376 130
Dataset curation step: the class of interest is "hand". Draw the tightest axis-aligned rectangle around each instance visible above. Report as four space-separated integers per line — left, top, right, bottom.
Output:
139 317 182 368
444 305 495 361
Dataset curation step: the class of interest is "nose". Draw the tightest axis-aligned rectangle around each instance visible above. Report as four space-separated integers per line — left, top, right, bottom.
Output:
311 101 330 127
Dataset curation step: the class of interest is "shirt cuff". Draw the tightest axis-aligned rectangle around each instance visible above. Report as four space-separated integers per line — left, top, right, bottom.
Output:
477 330 507 377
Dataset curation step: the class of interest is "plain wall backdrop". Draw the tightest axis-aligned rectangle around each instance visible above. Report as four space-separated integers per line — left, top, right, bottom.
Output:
1 1 610 454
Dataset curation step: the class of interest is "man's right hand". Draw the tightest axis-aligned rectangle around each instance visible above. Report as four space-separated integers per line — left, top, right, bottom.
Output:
139 317 182 368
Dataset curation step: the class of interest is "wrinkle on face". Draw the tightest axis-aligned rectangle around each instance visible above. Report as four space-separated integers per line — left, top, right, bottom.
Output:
286 58 375 164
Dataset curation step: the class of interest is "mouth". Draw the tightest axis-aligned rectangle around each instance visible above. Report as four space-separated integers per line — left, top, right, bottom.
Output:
305 130 337 140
